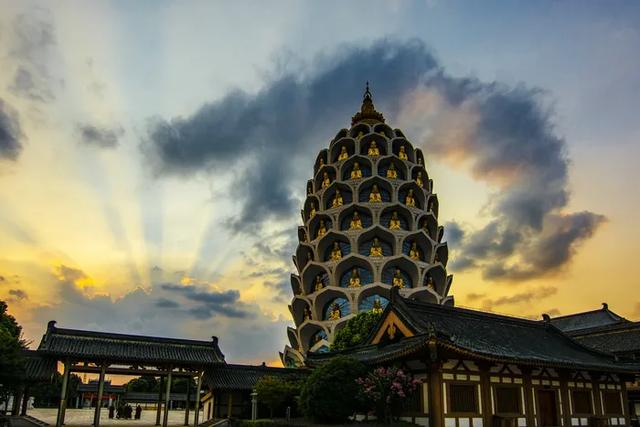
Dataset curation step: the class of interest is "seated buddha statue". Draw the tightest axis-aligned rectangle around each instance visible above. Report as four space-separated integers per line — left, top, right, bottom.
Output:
356 131 364 140
332 189 344 208
316 220 327 239
389 211 402 230
405 189 416 207
321 172 331 189
330 242 343 261
314 275 324 292
409 242 421 261
386 162 398 179
338 146 349 161
369 184 382 203
398 145 408 161
349 211 363 230
368 140 381 157
309 202 317 219
372 297 384 314
348 268 361 288
303 306 312 320
392 268 405 288
329 302 342 320
369 237 384 257
350 161 363 180
426 275 435 289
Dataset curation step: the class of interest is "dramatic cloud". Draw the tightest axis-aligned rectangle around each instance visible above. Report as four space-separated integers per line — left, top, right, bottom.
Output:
77 124 125 148
480 286 557 311
0 98 23 161
144 38 604 282
8 289 28 300
160 283 250 318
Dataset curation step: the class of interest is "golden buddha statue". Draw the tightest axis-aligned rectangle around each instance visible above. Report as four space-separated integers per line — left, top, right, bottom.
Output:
389 211 402 230
368 140 380 157
398 146 408 161
369 184 382 203
314 275 324 292
426 275 434 289
405 189 416 207
372 297 384 314
309 202 317 219
369 237 384 257
330 242 342 261
356 131 364 140
409 242 421 261
392 268 404 288
338 146 349 161
317 220 327 239
350 161 363 180
329 302 341 320
415 171 424 188
349 211 363 230
303 306 312 320
331 189 344 208
321 172 331 189
386 162 398 179
348 268 361 288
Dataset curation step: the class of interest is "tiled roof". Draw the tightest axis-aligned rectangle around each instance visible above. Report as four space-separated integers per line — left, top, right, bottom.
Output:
23 350 57 382
308 297 639 373
37 321 225 366
572 325 640 356
203 364 309 391
550 304 628 333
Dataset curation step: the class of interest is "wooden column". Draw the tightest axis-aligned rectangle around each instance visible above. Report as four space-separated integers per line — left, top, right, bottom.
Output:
12 386 24 415
479 363 493 427
21 386 30 416
93 363 107 427
428 362 443 427
193 371 203 427
227 393 233 419
184 377 191 426
592 373 604 416
156 377 164 426
162 369 173 427
522 368 536 427
56 360 71 427
621 380 631 427
559 372 572 427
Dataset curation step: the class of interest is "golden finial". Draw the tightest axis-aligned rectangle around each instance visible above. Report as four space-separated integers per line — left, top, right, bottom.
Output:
351 82 385 125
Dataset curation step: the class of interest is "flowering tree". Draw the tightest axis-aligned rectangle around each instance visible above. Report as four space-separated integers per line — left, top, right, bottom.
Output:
356 366 422 423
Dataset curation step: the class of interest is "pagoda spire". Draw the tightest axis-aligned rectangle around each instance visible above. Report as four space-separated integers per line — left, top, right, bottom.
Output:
351 81 385 125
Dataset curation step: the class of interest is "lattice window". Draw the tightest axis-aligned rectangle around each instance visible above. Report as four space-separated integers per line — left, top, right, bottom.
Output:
572 390 592 414
496 386 520 414
603 391 622 414
449 384 478 413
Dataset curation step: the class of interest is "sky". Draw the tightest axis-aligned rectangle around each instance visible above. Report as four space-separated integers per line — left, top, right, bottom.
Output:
1 1 639 371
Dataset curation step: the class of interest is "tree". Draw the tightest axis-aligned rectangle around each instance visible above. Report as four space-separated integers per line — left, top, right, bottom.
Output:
299 356 369 423
356 366 422 423
0 300 28 410
126 375 160 392
255 376 300 418
331 311 381 351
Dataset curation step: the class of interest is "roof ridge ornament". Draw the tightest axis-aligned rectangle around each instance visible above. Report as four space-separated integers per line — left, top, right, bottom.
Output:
351 81 385 126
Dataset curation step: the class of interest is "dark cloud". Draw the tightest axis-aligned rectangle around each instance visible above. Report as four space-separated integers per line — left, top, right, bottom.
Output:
155 298 180 308
144 38 604 281
160 283 250 318
480 287 557 311
54 265 88 284
0 98 23 161
8 289 28 300
77 124 125 148
264 278 290 303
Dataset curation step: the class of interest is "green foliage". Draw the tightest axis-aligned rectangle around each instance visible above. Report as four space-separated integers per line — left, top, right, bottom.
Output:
31 373 81 407
255 375 301 418
126 375 160 392
331 311 382 351
0 300 27 386
299 356 369 423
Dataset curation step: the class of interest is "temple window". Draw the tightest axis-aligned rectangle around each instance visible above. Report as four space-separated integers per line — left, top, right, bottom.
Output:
572 390 592 414
495 386 521 414
448 384 478 413
603 391 623 414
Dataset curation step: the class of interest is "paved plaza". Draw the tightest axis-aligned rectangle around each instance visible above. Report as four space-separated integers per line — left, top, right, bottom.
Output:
28 408 204 426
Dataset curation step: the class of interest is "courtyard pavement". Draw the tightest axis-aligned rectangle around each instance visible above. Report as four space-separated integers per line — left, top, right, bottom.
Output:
28 408 204 426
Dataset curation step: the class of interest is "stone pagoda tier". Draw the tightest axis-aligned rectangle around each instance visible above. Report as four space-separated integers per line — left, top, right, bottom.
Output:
281 84 454 367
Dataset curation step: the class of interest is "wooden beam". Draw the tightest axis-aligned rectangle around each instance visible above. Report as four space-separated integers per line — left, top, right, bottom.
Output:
93 364 107 427
69 365 199 377
56 360 70 427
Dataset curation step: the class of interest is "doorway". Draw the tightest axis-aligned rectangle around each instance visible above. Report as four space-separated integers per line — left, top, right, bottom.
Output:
537 389 559 427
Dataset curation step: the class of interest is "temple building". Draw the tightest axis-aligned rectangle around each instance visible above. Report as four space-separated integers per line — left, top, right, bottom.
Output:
282 83 453 366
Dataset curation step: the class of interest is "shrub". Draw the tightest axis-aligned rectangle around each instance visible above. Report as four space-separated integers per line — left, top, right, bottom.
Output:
255 375 301 418
331 311 382 351
299 356 369 423
357 366 422 423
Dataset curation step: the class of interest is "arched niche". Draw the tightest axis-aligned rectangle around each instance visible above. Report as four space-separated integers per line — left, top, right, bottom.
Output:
330 138 356 163
381 257 420 289
295 243 315 271
306 180 314 196
303 195 320 222
380 205 413 231
299 323 328 353
437 225 444 243
341 155 372 181
417 213 439 242
410 165 429 190
314 164 337 192
297 226 308 243
317 232 351 262
313 149 329 176
301 263 331 294
287 327 300 351
359 293 390 313
309 214 332 241
394 128 405 138
360 134 388 157
377 156 408 180
334 255 374 288
331 129 348 145
415 148 425 167
392 139 416 163
322 182 353 210
350 123 370 139
434 242 449 266
373 123 394 139
291 296 312 325
282 346 304 368
401 231 434 263
322 295 351 321
357 226 395 257
404 288 439 304
358 177 393 203
398 182 425 209
290 274 302 296
423 264 447 295
338 205 373 231
426 194 439 218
